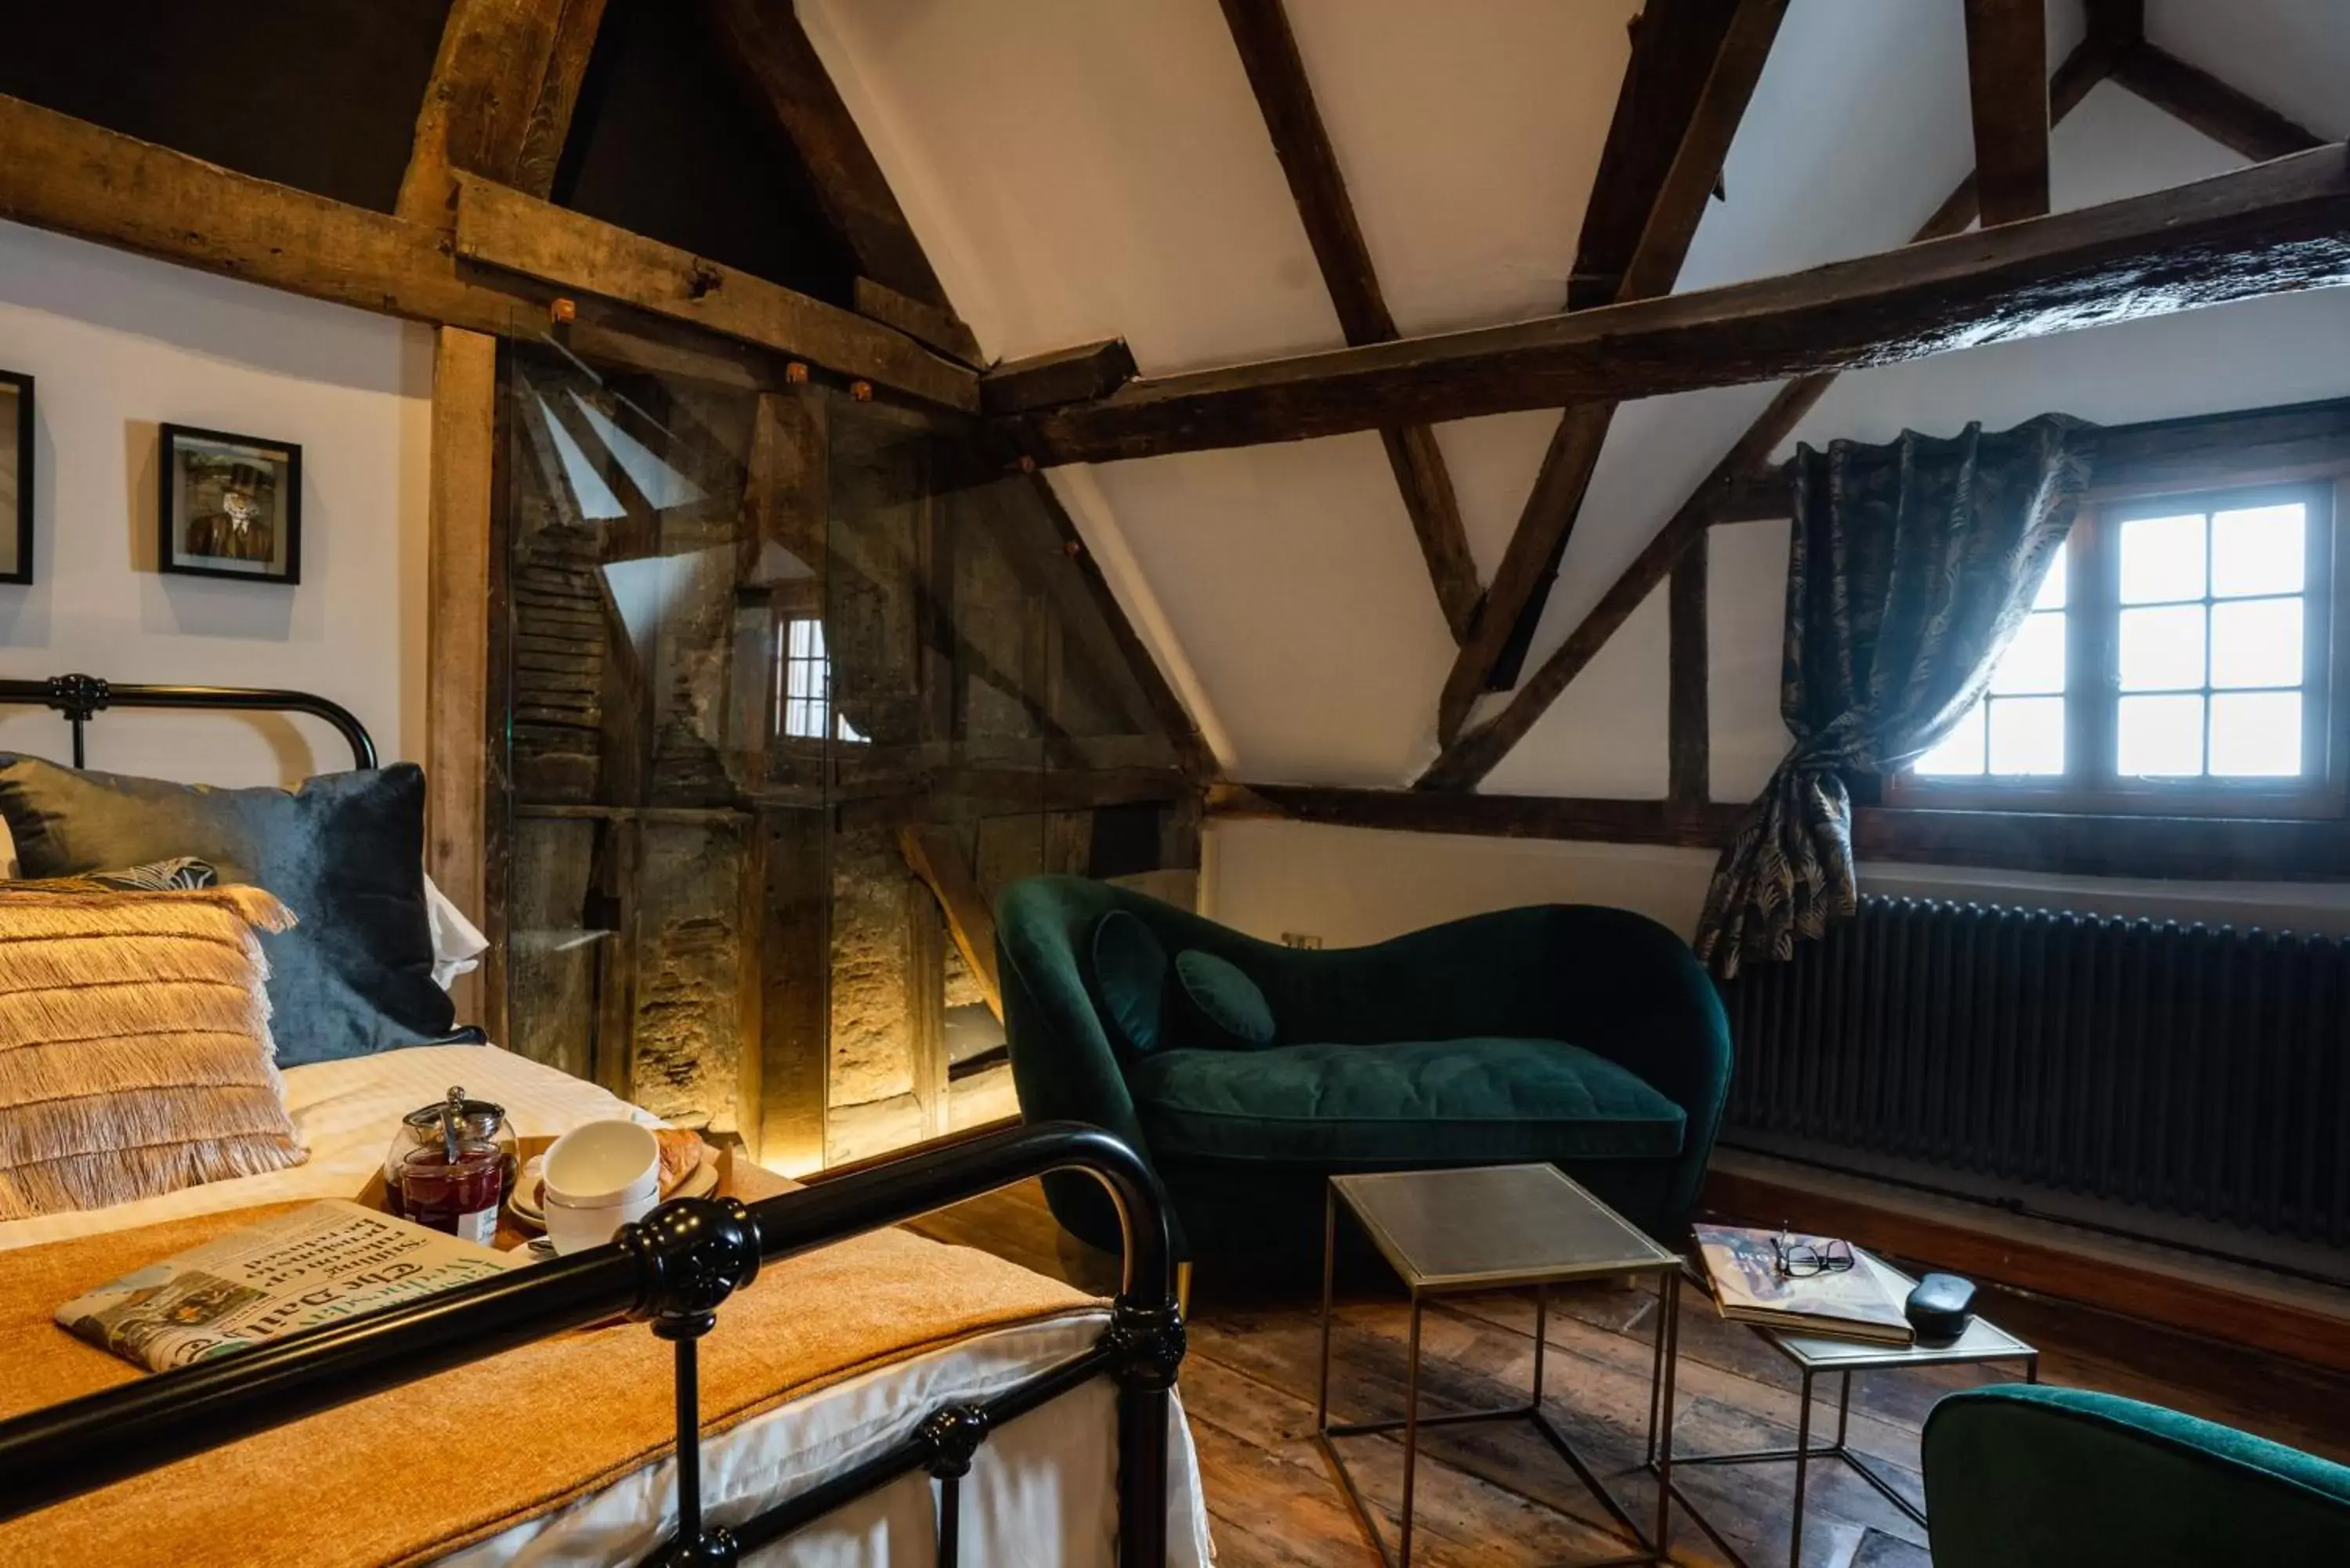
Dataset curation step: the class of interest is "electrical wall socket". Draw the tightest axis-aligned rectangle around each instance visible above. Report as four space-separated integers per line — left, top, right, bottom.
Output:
1280 932 1324 949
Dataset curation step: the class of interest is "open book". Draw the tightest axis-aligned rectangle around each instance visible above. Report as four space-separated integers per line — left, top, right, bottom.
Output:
56 1200 519 1374
1690 1224 1914 1345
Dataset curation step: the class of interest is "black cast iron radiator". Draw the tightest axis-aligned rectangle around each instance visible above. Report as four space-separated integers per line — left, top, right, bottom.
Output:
1719 896 2350 1248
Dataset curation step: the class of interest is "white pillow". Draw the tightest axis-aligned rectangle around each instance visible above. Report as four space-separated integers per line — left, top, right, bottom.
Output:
422 875 490 992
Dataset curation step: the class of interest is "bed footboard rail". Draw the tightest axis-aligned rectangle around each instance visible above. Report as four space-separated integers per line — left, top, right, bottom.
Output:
0 1120 1184 1568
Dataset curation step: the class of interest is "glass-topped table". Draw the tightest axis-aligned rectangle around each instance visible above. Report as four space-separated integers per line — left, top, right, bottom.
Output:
1673 1248 2039 1568
1318 1165 1687 1567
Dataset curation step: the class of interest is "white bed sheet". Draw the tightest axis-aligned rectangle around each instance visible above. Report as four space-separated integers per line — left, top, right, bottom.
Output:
2 1046 1213 1566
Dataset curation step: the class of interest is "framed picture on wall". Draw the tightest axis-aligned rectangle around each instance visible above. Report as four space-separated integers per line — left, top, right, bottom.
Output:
158 424 302 585
0 370 31 584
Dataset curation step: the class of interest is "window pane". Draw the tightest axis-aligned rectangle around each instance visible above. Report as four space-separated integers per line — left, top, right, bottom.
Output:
2209 691 2301 776
2118 604 2206 692
2119 512 2207 603
1912 699 1986 775
2211 504 2304 598
2029 542 2067 611
2117 694 2205 776
2209 597 2303 689
1987 696 2065 775
1989 610 2066 694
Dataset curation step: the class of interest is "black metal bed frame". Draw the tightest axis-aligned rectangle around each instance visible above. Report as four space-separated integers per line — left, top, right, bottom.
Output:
0 1121 1184 1566
0 678 1184 1565
0 673 378 771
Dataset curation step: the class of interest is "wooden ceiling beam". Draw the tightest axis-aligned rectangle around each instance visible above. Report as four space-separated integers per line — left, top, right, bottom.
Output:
700 0 952 310
1961 0 2052 225
398 0 609 226
1415 30 2126 791
0 92 803 394
451 174 979 411
1437 0 1787 738
1217 0 1480 642
1010 141 2350 465
2110 42 2326 162
981 340 1140 418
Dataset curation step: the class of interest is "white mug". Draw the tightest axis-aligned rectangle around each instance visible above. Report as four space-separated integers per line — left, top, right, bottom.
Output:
540 1121 660 1255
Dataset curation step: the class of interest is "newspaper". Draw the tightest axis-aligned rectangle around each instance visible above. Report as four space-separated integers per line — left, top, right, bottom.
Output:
56 1200 521 1373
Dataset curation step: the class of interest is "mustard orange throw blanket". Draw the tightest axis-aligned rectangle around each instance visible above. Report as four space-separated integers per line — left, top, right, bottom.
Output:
0 1166 1097 1567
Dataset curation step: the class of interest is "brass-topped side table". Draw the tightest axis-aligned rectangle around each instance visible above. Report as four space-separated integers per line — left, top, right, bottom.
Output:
1318 1165 1687 1567
1671 1248 2038 1568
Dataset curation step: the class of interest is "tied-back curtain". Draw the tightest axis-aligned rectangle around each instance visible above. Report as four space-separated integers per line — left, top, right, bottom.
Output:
1694 413 2095 978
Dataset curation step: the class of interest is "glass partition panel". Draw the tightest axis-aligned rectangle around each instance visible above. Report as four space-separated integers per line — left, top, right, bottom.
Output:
498 342 1192 1173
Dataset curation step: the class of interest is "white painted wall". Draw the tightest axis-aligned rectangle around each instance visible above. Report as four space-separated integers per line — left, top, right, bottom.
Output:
0 219 432 786
808 2 2350 946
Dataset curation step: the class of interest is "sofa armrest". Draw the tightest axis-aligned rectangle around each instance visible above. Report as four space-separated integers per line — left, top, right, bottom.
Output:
1924 1385 2350 1568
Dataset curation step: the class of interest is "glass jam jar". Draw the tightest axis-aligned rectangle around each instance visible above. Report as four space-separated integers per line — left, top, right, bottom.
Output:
399 1136 507 1245
384 1087 518 1219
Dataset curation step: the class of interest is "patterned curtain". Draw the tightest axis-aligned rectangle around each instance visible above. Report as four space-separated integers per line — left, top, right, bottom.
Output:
1694 414 2095 978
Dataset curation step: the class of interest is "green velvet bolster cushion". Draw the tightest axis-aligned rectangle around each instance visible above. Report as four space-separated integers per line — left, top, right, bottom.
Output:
1090 909 1168 1056
1924 1385 2350 1568
1131 1036 1686 1165
1171 948 1275 1049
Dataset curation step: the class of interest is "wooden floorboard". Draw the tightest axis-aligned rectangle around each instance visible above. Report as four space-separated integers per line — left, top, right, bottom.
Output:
910 1180 2350 1568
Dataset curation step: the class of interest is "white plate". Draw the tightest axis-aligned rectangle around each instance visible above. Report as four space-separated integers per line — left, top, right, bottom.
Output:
506 1144 719 1234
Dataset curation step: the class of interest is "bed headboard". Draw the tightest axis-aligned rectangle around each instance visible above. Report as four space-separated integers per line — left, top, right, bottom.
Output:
0 674 377 771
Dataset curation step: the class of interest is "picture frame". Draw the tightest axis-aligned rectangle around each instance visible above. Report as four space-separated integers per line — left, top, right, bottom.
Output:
157 423 302 585
0 370 32 585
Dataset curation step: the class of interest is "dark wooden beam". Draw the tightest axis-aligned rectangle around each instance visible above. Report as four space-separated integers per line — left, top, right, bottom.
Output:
1416 32 2124 787
398 0 609 224
1210 782 2350 883
853 277 982 367
1716 392 2350 522
897 826 1002 1021
1567 0 1748 310
0 92 797 394
1217 0 1480 641
1962 0 2052 225
451 174 979 412
980 340 1139 418
1439 0 1787 735
1419 376 1824 789
1208 782 1741 848
1667 532 1710 809
1010 143 2350 465
699 0 949 309
2110 41 2327 163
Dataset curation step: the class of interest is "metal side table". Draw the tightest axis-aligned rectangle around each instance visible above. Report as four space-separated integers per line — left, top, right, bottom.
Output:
1671 1249 2038 1568
1318 1165 1686 1567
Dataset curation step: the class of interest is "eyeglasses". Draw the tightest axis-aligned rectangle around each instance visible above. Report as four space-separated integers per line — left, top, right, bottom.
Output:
1771 1234 1855 1279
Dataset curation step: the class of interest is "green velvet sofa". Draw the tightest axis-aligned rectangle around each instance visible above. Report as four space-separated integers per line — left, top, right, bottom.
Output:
994 875 1732 1269
1925 1385 2350 1566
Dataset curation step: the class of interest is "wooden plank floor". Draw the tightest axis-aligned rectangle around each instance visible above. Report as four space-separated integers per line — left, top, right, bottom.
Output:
911 1180 2350 1568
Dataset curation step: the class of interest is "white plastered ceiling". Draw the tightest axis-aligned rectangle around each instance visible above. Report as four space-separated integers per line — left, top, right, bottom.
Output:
803 0 2350 794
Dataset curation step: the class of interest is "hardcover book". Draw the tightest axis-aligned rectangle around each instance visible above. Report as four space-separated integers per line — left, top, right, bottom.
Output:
1690 1223 1914 1345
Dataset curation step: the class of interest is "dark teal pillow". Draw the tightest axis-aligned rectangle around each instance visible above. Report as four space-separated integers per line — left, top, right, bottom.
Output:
1090 909 1168 1057
0 757 460 1066
1173 949 1275 1049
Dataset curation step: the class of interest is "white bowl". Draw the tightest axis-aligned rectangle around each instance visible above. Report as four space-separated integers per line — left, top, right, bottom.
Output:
542 1186 656 1255
542 1120 660 1210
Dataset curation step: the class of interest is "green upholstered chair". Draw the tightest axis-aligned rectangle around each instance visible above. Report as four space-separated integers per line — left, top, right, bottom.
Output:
993 874 1732 1269
1924 1385 2350 1566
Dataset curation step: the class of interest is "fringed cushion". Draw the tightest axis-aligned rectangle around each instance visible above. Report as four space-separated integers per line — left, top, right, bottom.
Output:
0 884 308 1221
